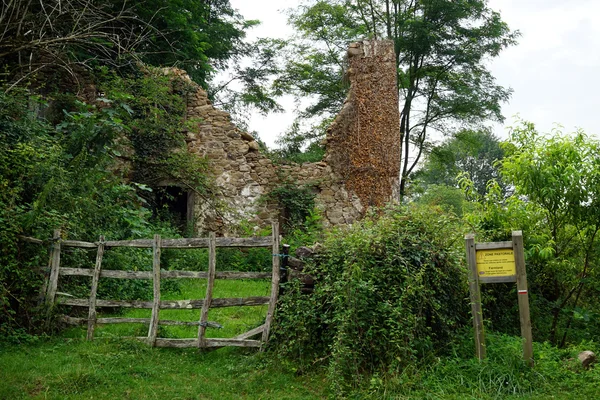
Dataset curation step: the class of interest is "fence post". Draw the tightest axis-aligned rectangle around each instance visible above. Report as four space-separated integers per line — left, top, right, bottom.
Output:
147 234 162 346
261 222 281 349
513 231 534 366
198 232 216 348
86 236 105 341
279 244 290 297
466 233 486 360
45 229 62 306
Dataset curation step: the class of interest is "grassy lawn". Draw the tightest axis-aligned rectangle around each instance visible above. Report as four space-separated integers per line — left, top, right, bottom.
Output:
3 334 599 400
0 277 328 399
2 277 600 399
0 339 327 400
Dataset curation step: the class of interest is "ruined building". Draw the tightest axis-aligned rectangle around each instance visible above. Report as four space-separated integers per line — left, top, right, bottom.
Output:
170 40 400 233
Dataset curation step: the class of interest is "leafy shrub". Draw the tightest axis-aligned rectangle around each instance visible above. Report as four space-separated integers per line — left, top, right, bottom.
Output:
272 204 469 393
0 67 215 338
461 123 600 345
265 172 317 236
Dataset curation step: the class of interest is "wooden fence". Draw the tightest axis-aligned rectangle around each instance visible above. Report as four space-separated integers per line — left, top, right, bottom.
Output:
25 223 281 349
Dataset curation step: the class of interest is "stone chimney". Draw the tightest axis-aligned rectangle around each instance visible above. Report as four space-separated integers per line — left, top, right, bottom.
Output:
324 40 401 208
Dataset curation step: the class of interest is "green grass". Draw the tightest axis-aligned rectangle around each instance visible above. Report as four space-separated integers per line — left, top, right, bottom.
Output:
3 275 600 399
353 334 600 400
3 331 600 399
0 278 328 399
0 339 327 399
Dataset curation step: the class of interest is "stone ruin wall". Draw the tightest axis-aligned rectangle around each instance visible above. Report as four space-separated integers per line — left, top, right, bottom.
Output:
183 40 400 233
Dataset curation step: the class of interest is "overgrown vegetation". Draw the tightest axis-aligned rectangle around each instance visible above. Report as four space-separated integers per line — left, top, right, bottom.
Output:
462 122 600 346
0 66 219 338
273 204 469 393
266 173 318 236
2 1 600 399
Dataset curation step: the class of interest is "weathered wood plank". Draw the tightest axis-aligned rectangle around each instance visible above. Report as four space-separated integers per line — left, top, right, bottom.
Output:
475 241 514 250
214 237 272 248
198 232 216 348
64 316 202 326
215 271 271 279
104 236 272 249
86 237 105 341
479 276 517 284
233 324 265 340
149 338 262 348
261 222 280 347
204 338 261 348
59 268 151 279
59 298 153 308
58 268 270 280
18 235 45 245
161 270 270 280
104 239 154 248
513 231 534 367
466 234 486 361
58 296 270 309
159 238 209 248
149 338 197 348
162 237 272 248
59 268 94 277
62 240 97 248
45 230 62 305
147 234 161 346
212 297 271 307
104 318 202 326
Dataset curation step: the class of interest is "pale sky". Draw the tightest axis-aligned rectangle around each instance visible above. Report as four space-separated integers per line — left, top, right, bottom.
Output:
229 0 600 147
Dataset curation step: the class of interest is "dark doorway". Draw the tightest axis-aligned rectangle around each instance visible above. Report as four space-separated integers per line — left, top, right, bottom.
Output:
154 186 191 232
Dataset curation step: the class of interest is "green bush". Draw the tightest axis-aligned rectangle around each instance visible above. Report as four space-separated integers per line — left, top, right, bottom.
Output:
272 204 469 394
0 67 215 339
265 173 318 236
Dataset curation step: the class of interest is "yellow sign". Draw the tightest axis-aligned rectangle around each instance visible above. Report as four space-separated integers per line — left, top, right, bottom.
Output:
476 249 516 277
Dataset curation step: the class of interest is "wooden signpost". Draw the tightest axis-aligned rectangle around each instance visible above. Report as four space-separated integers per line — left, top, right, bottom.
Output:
465 231 533 366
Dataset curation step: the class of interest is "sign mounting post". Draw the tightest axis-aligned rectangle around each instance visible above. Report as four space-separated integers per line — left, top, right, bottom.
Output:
465 231 533 366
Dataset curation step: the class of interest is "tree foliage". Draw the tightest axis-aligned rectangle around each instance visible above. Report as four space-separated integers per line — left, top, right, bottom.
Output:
464 121 600 345
134 0 253 85
0 0 260 91
277 0 518 196
413 128 506 198
0 67 216 338
0 0 151 83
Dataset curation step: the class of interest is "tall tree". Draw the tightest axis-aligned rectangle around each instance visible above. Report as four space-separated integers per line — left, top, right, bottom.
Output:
0 0 254 88
277 0 518 197
412 128 506 197
501 123 600 345
133 0 253 85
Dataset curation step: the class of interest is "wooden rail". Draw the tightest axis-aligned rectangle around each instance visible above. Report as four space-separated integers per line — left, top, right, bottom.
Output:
57 268 271 280
29 224 280 349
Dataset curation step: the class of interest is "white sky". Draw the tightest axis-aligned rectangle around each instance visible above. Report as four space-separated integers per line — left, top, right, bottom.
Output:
229 0 600 147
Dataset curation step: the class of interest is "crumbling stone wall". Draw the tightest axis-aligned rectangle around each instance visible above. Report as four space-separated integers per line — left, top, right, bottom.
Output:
324 41 401 208
183 40 400 232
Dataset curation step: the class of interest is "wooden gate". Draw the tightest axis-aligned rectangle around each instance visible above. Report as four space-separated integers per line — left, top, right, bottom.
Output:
30 223 280 349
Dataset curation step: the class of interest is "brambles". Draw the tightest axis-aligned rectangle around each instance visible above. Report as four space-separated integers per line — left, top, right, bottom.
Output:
273 204 468 393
